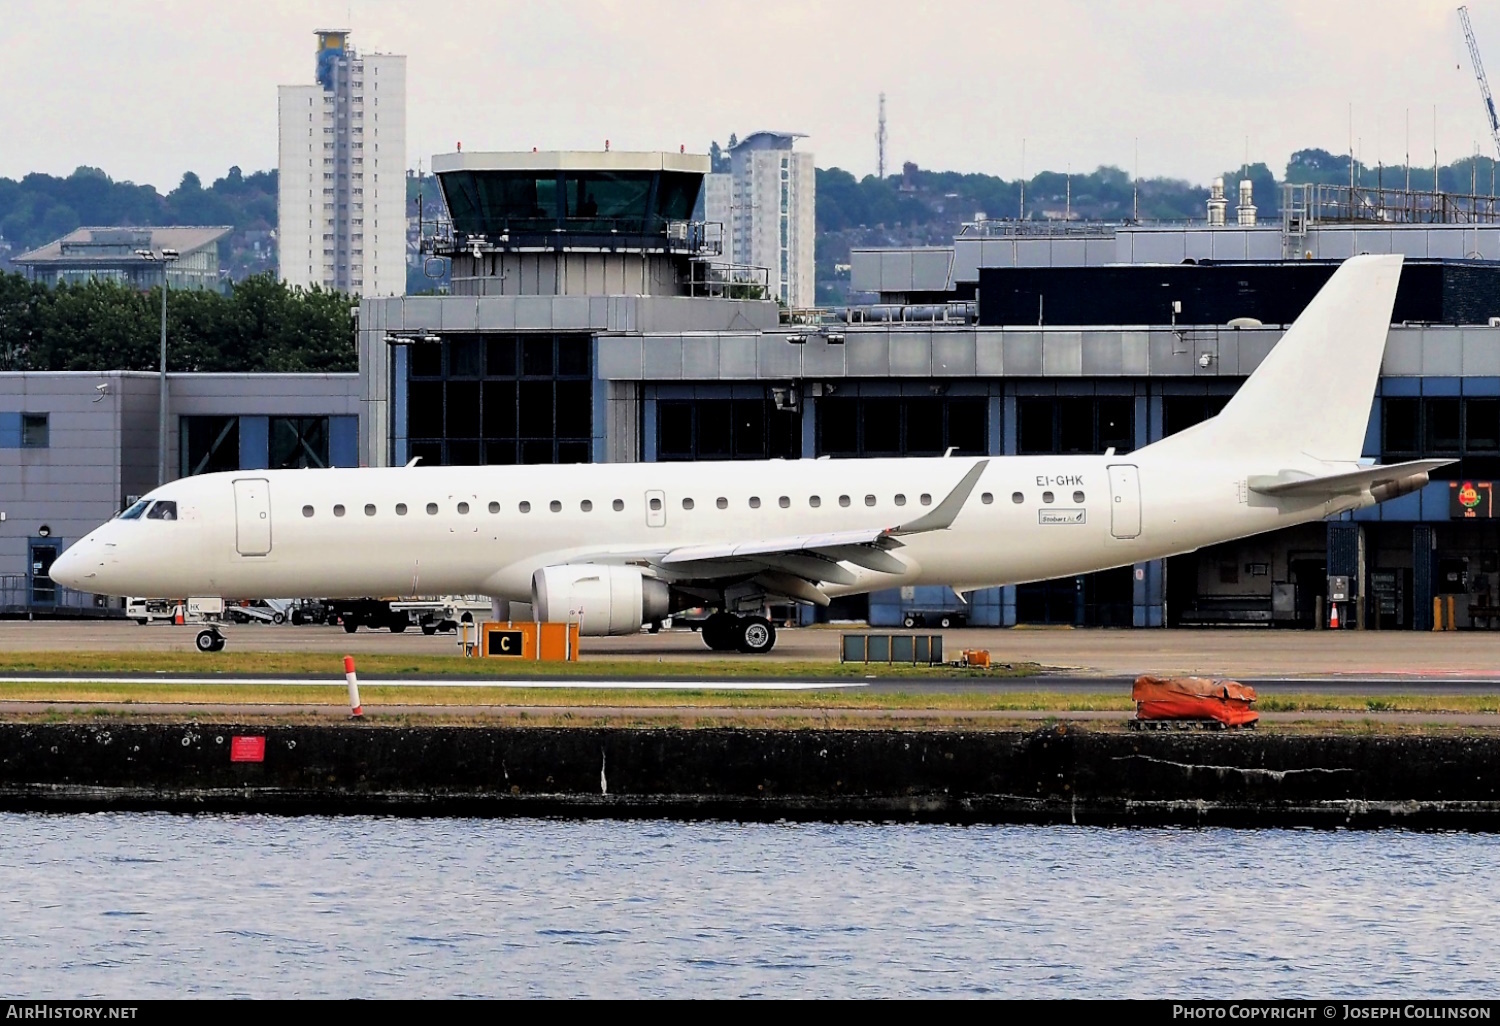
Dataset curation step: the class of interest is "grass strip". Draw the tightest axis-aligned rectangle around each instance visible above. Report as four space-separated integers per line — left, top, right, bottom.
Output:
0 651 1038 680
0 682 1495 715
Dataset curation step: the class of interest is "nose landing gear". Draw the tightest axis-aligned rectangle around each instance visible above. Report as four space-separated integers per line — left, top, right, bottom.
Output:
194 627 227 653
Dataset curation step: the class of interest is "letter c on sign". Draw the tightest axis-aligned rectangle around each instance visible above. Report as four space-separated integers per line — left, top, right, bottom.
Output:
500 636 511 652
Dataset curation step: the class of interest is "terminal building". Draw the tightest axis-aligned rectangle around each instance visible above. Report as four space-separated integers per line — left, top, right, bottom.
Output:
7 159 1500 633
13 227 232 292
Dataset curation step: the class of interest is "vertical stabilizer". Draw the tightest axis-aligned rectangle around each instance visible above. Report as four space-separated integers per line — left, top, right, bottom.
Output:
1148 254 1402 462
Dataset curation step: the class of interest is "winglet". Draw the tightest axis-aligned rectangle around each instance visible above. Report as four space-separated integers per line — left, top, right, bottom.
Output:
892 460 989 535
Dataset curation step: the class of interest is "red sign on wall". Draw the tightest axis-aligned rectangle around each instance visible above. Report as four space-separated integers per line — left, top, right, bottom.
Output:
1450 480 1495 519
229 736 266 763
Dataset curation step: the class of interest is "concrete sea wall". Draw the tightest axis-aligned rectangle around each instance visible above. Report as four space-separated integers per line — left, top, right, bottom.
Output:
0 723 1497 827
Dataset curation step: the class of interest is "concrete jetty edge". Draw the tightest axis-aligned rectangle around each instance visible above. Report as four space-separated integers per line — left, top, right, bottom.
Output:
2 723 1498 828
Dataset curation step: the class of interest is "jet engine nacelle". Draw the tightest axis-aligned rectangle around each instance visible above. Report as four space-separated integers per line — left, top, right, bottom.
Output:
531 564 671 636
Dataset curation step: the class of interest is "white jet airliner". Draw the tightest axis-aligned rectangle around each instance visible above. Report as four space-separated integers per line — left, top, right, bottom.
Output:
52 254 1447 653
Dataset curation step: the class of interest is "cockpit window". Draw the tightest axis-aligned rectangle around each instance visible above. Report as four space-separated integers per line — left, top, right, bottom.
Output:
118 499 151 520
145 500 178 521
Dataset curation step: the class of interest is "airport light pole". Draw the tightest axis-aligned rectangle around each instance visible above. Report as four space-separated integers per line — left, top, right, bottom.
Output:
135 247 179 486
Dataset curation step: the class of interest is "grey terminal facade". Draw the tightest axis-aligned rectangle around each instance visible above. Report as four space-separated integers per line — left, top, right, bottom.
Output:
361 157 1500 631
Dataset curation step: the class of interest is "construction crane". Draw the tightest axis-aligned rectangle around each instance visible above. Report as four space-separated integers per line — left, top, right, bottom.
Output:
1459 6 1500 160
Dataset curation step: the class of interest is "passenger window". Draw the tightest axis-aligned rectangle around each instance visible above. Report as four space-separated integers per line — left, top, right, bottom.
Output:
333 504 346 517
716 497 728 509
864 495 876 507
683 498 695 510
457 502 470 514
839 495 851 507
550 500 562 512
581 500 593 512
809 496 821 508
778 496 790 508
395 503 408 515
488 501 500 513
302 505 315 518
426 502 439 515
894 494 906 506
118 499 151 520
1073 490 1085 503
146 501 177 521
519 501 531 513
1011 492 1024 504
649 497 662 511
920 493 932 506
749 496 761 509
612 499 624 511
1043 491 1055 504
981 492 994 504
365 504 376 516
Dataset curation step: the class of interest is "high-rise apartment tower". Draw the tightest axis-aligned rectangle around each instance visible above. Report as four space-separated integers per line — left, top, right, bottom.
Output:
704 132 815 309
278 30 406 296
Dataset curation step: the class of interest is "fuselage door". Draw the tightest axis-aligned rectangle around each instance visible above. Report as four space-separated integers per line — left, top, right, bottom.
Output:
233 478 272 556
1107 464 1141 540
645 489 666 528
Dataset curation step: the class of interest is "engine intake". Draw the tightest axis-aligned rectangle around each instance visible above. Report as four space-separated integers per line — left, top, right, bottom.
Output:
531 564 671 636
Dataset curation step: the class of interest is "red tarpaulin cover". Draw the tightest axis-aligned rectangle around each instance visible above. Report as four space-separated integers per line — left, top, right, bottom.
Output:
1131 675 1259 726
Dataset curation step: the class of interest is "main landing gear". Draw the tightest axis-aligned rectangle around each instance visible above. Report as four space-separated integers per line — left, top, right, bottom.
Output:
700 612 777 655
195 627 227 653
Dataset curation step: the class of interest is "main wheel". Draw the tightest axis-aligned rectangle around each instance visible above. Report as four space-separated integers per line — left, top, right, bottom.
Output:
421 622 438 636
195 629 220 653
701 612 738 651
343 620 359 634
390 621 407 633
903 616 916 628
272 612 286 625
939 616 952 628
737 616 776 654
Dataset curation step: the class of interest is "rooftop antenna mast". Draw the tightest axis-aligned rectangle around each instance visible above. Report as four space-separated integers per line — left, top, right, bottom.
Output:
876 93 888 179
1459 6 1500 161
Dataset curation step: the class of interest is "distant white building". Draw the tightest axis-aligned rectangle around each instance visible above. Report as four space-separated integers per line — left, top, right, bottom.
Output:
277 30 406 296
704 131 815 309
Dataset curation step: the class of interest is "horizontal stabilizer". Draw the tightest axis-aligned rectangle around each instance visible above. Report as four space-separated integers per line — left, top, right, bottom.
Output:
1247 459 1453 499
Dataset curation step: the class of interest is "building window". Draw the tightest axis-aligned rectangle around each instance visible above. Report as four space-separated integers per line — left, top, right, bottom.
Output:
1018 396 1135 455
180 415 240 476
20 414 48 449
657 397 800 461
816 396 986 457
270 417 330 469
1383 396 1500 479
407 333 593 467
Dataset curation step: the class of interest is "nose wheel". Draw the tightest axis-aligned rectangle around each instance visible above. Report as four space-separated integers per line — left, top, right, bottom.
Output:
195 627 227 653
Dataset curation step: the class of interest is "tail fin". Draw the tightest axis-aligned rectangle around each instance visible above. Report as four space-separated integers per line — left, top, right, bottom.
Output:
1148 254 1403 462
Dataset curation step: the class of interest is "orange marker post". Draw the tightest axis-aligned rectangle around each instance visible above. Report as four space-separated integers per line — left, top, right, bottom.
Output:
344 655 362 718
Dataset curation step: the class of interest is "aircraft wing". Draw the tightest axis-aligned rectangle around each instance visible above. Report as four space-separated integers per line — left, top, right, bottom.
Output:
582 460 989 605
1247 459 1454 498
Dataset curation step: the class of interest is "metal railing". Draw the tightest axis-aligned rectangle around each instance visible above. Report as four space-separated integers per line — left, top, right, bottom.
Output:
0 574 117 616
1282 182 1500 228
686 259 771 300
426 218 727 257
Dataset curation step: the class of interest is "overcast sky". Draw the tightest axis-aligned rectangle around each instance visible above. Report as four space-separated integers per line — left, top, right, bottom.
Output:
4 0 1498 190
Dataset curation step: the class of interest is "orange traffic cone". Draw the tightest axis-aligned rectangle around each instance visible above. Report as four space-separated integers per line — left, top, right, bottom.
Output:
1329 602 1340 629
173 604 185 625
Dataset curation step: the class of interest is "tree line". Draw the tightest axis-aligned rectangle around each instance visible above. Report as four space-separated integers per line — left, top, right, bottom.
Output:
0 272 356 374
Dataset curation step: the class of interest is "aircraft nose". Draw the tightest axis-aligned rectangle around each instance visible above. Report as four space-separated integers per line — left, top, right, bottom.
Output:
49 543 87 589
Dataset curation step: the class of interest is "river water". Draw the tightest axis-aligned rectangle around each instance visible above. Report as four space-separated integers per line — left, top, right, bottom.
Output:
0 814 1496 998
